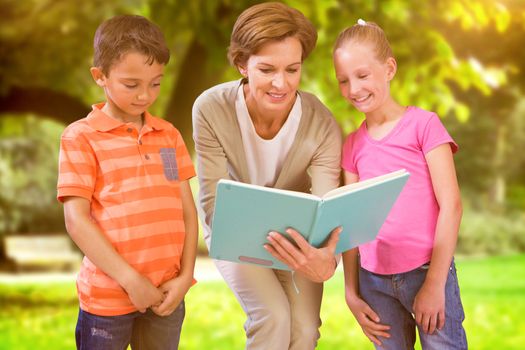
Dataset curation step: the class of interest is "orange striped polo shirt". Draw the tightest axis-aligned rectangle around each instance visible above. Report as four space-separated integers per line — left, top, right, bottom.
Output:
57 103 196 316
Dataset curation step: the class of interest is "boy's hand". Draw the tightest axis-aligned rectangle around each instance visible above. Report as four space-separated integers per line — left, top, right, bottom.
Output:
346 294 390 346
413 280 445 334
123 272 164 313
151 275 192 317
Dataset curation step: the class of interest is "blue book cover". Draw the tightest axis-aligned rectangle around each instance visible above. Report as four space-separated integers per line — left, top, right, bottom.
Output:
210 169 410 270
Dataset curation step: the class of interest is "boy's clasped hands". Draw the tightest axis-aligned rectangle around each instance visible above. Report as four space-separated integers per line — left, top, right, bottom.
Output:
123 269 192 316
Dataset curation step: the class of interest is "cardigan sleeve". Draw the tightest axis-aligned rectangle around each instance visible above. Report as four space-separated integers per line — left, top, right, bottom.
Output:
306 101 343 197
192 92 231 237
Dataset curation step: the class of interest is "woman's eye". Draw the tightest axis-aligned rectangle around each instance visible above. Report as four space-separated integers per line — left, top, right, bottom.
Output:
259 69 272 74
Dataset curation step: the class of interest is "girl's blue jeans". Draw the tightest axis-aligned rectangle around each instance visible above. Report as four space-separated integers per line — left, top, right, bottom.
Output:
359 261 467 350
75 300 185 350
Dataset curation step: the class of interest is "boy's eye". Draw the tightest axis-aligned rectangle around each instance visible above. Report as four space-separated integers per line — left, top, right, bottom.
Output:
358 74 368 79
152 83 161 87
338 79 348 85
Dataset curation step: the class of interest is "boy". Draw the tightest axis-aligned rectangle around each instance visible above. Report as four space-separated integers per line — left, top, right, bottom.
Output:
57 15 198 350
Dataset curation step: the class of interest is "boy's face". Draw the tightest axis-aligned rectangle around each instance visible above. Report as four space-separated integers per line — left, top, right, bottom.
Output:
90 51 164 121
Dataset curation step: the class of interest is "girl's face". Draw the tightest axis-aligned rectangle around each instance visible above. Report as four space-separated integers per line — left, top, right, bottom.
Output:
333 41 396 115
239 36 302 117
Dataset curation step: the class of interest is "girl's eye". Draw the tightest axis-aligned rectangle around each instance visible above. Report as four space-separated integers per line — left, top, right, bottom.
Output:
152 83 161 87
338 80 348 85
124 84 137 88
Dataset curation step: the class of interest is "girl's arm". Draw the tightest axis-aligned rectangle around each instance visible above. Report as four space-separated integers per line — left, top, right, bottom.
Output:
414 143 462 334
342 171 390 346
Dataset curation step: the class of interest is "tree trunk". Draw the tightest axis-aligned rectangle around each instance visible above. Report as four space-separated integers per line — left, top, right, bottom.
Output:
489 123 507 206
163 38 225 153
0 86 90 124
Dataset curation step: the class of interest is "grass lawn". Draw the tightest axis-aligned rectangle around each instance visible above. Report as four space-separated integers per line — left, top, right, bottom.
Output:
0 254 524 349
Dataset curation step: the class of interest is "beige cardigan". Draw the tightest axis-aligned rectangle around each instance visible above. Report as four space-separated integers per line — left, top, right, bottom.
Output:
192 80 342 242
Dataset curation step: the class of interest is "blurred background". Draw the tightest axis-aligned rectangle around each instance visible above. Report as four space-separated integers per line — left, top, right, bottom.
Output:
0 0 524 349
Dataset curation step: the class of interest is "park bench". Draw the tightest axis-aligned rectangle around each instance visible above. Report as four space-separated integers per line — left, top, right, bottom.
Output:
3 234 81 272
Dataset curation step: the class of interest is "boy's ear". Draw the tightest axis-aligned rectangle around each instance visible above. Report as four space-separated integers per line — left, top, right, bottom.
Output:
386 57 397 81
90 67 107 87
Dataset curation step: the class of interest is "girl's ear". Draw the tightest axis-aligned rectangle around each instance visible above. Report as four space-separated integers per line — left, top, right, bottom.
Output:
90 67 107 87
385 57 397 81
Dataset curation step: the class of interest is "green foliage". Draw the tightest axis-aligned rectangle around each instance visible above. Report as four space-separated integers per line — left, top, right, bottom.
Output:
1 255 524 349
457 205 525 256
0 115 65 233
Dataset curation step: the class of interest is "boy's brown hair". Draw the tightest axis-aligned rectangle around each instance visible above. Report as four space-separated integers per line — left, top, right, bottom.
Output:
227 2 317 67
93 15 170 75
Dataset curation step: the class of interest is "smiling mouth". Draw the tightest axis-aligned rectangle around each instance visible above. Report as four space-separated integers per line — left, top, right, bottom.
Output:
267 92 287 99
353 94 371 103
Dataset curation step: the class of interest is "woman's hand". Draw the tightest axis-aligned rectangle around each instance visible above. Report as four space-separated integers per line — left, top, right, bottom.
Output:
264 226 342 282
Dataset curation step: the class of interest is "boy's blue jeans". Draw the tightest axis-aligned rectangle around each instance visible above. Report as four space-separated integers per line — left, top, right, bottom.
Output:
75 300 185 350
359 262 467 350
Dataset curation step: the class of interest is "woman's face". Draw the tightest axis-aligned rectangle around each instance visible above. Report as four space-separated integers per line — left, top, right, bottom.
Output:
239 36 303 117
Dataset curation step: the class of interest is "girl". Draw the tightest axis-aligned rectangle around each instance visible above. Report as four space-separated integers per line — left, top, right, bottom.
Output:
333 20 468 349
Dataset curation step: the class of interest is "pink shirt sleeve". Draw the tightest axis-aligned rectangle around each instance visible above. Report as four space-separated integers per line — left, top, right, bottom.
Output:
341 131 358 174
419 113 458 155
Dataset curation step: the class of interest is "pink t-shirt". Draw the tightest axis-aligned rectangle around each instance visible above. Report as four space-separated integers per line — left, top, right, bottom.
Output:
342 106 458 274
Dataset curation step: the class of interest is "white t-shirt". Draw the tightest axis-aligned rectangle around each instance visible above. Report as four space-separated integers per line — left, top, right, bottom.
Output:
235 85 302 187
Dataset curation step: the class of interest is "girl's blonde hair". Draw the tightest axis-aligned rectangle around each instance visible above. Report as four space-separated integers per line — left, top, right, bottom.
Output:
227 2 317 67
333 20 393 62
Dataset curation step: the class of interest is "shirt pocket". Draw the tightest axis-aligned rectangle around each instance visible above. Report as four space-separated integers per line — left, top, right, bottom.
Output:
159 148 179 181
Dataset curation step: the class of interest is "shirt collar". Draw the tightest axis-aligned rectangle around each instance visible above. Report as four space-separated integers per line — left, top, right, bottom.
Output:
86 103 167 132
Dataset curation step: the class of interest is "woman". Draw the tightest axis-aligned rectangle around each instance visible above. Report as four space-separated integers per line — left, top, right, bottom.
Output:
192 3 342 349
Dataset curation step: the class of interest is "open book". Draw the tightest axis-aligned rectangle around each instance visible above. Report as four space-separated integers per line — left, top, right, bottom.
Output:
210 169 409 270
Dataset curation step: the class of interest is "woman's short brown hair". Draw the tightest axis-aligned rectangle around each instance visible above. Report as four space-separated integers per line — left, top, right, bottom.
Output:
93 15 170 75
227 2 317 67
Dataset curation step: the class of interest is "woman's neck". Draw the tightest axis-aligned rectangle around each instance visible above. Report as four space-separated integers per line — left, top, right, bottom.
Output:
244 86 295 140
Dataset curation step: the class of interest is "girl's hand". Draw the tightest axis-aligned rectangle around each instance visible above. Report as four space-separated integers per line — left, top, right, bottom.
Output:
346 294 390 346
413 280 445 334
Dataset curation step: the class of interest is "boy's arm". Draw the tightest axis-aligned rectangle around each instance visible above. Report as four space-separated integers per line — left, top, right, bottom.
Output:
414 143 462 334
342 171 390 346
152 179 198 316
63 196 163 312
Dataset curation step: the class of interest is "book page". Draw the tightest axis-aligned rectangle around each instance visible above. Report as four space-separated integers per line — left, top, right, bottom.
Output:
219 180 320 201
322 169 407 200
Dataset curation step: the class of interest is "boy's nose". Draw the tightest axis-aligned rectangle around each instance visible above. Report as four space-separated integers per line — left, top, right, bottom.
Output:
137 90 149 101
